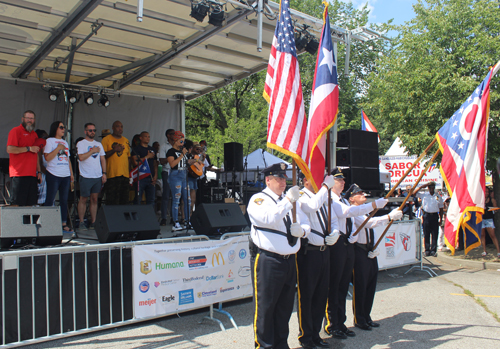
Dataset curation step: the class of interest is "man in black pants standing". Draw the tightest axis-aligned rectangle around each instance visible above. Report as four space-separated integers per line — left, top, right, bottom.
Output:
325 168 388 339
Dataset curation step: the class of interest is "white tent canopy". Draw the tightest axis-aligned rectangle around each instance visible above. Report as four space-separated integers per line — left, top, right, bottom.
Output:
385 137 408 156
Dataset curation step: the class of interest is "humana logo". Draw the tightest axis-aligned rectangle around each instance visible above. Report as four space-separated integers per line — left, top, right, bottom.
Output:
138 299 156 306
156 261 184 269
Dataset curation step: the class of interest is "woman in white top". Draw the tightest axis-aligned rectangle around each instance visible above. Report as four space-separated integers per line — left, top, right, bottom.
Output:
44 121 74 234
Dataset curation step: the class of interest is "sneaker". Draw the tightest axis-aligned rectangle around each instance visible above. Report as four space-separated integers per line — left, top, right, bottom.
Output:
88 222 95 230
481 251 487 257
172 222 183 231
160 219 167 226
79 222 88 231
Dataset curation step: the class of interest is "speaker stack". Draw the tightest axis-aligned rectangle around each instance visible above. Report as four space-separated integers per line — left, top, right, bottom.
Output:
95 205 160 243
224 142 244 171
0 206 63 248
336 129 380 191
191 203 248 236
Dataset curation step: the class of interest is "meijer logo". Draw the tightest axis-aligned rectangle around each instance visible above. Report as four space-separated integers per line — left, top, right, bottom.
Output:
138 298 156 306
156 261 184 269
140 260 153 275
212 252 225 266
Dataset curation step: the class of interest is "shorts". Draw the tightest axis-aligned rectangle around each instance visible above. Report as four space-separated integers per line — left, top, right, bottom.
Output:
483 218 495 229
188 176 198 190
79 176 102 197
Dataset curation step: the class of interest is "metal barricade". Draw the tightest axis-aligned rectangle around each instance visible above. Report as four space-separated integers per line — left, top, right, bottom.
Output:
0 236 209 348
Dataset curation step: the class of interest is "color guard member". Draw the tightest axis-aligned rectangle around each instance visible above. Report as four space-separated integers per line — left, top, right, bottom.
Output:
247 163 310 349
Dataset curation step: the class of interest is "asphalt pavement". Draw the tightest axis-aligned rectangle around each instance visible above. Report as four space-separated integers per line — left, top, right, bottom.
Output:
28 258 500 349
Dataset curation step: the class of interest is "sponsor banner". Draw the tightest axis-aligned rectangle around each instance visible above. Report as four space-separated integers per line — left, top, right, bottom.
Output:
379 155 442 189
376 221 418 270
133 236 252 319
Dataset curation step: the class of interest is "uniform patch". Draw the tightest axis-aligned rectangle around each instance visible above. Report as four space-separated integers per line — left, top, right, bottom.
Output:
299 191 304 196
254 198 264 205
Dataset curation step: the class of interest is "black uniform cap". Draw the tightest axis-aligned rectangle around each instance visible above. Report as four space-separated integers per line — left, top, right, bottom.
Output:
261 162 288 179
344 183 364 201
330 167 345 179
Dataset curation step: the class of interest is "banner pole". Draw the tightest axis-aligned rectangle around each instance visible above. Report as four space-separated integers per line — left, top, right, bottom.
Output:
292 159 297 223
327 129 332 235
372 148 441 250
352 138 437 237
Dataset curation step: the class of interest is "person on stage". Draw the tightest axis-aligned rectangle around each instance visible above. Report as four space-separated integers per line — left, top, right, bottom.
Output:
247 163 310 349
325 168 388 339
345 184 402 331
6 110 42 206
131 131 157 206
159 129 176 226
296 173 338 349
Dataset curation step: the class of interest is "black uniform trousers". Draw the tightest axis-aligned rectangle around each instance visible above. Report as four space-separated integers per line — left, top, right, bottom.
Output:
251 251 297 349
423 212 439 253
352 244 378 326
296 247 330 345
325 235 355 332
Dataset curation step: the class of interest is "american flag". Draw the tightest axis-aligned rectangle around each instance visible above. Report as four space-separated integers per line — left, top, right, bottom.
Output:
129 159 152 184
436 63 500 255
361 110 380 143
304 3 339 191
263 0 309 176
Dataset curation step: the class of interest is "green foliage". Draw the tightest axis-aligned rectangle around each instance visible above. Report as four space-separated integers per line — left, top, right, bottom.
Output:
365 0 500 166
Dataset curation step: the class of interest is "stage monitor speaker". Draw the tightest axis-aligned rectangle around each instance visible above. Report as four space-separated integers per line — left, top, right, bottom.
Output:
337 129 379 150
224 142 244 171
336 148 379 168
0 206 62 248
191 203 248 236
95 205 160 243
342 167 381 191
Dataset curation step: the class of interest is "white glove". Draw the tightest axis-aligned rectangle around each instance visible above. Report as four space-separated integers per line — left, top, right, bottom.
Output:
348 232 359 244
322 175 335 189
388 208 403 221
325 229 340 245
290 222 303 237
374 198 389 209
368 249 380 259
286 186 300 203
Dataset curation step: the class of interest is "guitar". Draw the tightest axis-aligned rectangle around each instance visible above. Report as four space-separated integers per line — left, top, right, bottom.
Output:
188 155 204 178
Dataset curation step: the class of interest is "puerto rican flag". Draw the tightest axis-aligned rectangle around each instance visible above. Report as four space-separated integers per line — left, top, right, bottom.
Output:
129 159 151 184
263 0 309 178
436 62 500 255
303 3 338 191
361 110 380 143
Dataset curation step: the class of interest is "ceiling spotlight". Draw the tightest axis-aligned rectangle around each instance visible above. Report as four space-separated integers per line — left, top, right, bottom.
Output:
208 5 224 26
190 2 210 22
83 92 94 105
294 32 309 52
67 90 79 104
48 88 59 102
305 38 319 55
98 94 110 108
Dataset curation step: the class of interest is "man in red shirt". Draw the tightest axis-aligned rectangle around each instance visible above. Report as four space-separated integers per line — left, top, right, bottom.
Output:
6 110 42 206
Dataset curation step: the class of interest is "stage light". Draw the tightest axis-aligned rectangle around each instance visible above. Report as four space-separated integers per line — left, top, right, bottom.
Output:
294 32 308 52
67 90 79 104
305 37 319 55
208 5 224 26
83 92 94 105
98 94 110 107
190 2 210 22
48 88 59 102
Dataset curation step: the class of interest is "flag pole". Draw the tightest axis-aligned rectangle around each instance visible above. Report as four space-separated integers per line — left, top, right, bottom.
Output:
372 148 441 250
352 138 437 236
327 129 332 236
292 159 297 223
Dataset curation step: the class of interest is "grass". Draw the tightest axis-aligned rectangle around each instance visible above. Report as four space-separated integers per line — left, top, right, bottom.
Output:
451 281 500 323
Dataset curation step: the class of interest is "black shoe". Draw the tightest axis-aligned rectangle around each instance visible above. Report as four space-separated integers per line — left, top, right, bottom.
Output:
160 219 167 226
367 321 380 328
330 330 347 339
430 251 437 257
424 251 430 256
354 323 372 331
313 339 330 348
342 328 356 337
300 342 317 349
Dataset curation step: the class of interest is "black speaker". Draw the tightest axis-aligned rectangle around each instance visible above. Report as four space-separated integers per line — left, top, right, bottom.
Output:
95 205 160 243
342 168 381 191
224 142 244 171
191 203 248 236
337 129 379 149
336 148 379 168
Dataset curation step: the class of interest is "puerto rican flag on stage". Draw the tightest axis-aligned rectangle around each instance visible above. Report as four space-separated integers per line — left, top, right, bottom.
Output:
303 2 339 191
361 110 380 143
130 159 151 184
263 0 309 177
436 62 500 255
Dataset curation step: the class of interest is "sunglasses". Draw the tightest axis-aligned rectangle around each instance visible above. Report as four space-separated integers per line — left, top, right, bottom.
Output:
179 140 184 144
59 125 66 130
87 129 96 132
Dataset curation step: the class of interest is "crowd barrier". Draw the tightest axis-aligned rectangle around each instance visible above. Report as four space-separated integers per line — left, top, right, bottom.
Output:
0 220 430 347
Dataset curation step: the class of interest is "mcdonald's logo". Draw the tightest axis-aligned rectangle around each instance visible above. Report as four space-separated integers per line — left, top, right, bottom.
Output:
212 252 225 267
